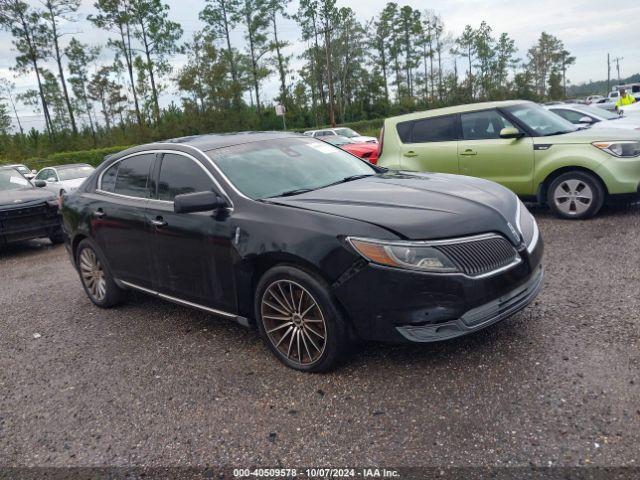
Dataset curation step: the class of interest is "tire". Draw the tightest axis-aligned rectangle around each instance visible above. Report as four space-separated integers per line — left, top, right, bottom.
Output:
49 227 65 245
75 239 127 308
547 171 604 220
255 265 350 372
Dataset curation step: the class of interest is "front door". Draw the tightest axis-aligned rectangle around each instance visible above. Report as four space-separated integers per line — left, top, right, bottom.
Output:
91 152 156 288
458 109 535 195
147 152 236 312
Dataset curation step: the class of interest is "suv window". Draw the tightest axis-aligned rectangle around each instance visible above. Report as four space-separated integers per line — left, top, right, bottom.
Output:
550 108 593 125
461 110 515 140
396 115 457 143
157 153 214 201
113 154 153 198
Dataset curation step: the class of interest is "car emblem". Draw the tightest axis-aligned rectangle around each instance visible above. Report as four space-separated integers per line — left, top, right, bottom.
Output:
507 222 520 241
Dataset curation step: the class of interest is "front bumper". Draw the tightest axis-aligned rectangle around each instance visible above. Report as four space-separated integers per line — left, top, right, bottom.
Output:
333 237 544 343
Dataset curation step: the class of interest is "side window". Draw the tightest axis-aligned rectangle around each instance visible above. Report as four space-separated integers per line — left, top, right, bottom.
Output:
35 169 49 181
157 153 214 202
113 154 153 198
410 115 457 143
461 110 515 140
551 109 589 124
100 163 119 193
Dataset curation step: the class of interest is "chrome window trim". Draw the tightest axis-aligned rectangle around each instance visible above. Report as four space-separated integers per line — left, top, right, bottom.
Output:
119 280 237 319
96 149 234 209
346 232 522 280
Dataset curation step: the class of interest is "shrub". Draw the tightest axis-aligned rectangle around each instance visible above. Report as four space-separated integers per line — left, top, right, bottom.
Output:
5 145 134 170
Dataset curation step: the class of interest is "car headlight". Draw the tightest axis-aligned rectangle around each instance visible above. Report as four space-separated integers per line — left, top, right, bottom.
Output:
517 199 539 253
592 141 640 158
347 237 458 272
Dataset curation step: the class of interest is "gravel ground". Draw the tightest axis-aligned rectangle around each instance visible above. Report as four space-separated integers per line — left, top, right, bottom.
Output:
0 204 639 470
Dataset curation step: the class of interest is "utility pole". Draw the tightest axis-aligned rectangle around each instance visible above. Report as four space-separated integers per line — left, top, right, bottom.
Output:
613 56 623 82
607 53 610 93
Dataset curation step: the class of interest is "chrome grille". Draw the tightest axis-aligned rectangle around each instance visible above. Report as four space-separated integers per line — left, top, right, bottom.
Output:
434 235 519 277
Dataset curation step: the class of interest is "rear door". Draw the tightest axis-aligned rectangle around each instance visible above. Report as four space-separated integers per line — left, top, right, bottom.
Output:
458 109 534 195
146 151 236 311
92 153 156 288
396 114 459 174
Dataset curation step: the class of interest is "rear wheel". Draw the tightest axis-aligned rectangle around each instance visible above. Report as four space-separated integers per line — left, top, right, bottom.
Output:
76 239 127 308
547 171 604 219
255 266 349 372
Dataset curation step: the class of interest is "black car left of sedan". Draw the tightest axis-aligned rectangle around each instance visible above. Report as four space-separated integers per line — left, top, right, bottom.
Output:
0 166 63 247
60 132 543 372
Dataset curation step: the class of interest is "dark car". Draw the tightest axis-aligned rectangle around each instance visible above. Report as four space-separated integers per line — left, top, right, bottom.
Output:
0 166 64 247
61 132 543 372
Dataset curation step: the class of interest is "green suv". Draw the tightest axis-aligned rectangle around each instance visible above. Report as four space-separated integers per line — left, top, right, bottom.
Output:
378 100 640 219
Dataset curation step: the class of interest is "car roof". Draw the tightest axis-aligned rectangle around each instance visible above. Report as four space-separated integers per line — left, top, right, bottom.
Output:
385 100 533 123
152 131 301 152
54 163 93 169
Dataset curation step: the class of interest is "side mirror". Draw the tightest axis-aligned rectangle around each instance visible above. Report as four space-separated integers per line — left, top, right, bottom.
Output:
578 116 594 124
31 169 37 174
34 180 46 188
174 190 226 214
499 127 525 139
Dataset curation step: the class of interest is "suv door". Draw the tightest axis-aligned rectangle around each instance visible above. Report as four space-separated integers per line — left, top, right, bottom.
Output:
92 153 156 288
396 114 459 173
458 109 534 195
146 151 236 312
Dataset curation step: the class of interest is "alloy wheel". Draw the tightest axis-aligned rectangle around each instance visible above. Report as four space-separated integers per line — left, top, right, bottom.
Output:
553 179 593 216
79 248 107 302
261 280 327 366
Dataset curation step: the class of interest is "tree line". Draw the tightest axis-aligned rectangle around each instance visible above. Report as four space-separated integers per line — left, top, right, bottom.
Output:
0 0 576 160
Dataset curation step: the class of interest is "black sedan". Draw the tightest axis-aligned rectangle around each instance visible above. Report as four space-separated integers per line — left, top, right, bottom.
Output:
0 166 63 247
60 132 543 372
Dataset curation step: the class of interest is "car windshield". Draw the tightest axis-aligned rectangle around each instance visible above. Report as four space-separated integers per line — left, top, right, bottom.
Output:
334 128 359 138
505 103 578 136
208 137 376 200
58 165 94 181
322 136 355 146
578 105 619 120
0 169 31 191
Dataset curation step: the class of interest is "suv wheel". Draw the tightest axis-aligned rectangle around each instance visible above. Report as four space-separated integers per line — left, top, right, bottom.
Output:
547 171 604 220
255 266 349 372
76 239 127 308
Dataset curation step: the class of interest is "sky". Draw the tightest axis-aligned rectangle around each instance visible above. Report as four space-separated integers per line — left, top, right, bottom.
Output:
1 0 639 131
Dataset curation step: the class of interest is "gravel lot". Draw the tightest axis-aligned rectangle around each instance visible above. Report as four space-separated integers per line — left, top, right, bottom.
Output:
1 204 639 469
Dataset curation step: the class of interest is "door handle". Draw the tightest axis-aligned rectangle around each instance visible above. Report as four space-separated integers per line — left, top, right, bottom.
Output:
93 209 105 218
151 217 167 227
460 149 477 156
403 151 418 158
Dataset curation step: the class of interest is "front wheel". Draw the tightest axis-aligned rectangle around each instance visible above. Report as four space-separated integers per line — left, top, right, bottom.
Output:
547 171 604 220
255 266 350 372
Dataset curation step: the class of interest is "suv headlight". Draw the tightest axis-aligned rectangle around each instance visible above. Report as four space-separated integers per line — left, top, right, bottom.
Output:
592 141 640 158
517 199 539 253
347 237 458 272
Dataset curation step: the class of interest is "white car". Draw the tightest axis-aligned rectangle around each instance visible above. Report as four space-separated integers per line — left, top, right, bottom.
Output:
303 127 378 143
544 104 640 131
34 163 95 195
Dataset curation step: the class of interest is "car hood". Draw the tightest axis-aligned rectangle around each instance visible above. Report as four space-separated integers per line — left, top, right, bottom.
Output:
592 118 640 130
267 172 522 243
0 187 56 210
533 127 640 144
60 177 89 190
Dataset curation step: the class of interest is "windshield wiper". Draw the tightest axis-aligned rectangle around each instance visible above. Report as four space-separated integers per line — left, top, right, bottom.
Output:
321 174 375 189
543 130 573 136
265 188 316 199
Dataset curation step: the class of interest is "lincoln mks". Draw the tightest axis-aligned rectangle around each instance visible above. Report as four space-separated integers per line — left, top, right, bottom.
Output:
61 132 543 371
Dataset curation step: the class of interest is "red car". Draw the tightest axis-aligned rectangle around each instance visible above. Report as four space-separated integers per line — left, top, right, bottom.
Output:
320 136 379 164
